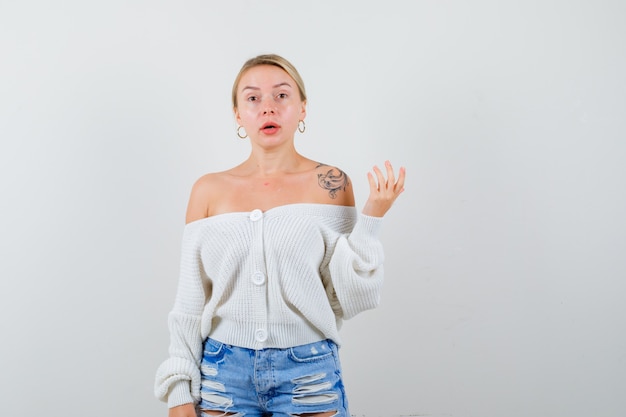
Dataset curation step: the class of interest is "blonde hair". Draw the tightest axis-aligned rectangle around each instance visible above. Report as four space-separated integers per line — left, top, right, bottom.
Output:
232 54 307 109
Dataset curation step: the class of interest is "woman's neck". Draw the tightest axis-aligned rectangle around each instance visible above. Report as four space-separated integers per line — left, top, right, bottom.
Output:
241 149 309 177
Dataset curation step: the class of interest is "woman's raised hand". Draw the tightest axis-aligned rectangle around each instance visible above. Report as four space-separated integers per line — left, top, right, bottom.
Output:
362 160 406 217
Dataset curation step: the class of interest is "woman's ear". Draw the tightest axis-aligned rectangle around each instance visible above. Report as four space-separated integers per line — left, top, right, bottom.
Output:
300 100 307 120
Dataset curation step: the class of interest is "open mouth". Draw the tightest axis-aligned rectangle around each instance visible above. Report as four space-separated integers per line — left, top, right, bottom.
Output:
261 122 280 133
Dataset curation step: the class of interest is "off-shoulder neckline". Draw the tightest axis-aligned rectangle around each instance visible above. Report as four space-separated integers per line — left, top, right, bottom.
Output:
185 203 357 227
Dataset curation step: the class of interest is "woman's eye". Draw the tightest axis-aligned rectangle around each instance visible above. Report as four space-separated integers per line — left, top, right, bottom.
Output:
277 93 288 99
247 96 257 102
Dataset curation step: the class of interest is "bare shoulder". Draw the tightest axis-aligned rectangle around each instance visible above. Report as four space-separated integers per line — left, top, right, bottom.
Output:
185 172 226 224
313 162 355 207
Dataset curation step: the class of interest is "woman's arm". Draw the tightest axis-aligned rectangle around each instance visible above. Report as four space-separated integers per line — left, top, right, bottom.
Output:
168 403 196 417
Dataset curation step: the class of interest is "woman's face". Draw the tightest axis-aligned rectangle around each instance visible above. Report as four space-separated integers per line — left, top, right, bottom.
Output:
235 65 306 147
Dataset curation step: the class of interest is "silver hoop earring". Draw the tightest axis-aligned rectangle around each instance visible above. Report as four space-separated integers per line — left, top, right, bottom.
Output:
298 120 306 133
237 126 248 139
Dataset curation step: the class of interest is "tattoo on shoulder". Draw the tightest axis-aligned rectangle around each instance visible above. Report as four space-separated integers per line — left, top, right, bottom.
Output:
315 163 350 199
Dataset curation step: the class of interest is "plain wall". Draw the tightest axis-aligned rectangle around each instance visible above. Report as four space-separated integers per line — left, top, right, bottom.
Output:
1 1 625 416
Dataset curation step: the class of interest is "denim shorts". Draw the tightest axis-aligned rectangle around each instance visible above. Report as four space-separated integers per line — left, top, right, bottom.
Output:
198 338 350 417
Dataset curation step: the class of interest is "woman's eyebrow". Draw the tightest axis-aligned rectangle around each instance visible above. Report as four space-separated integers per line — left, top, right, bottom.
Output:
241 82 292 92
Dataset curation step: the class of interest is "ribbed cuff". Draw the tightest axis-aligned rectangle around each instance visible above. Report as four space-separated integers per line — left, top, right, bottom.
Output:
352 213 384 239
167 380 195 409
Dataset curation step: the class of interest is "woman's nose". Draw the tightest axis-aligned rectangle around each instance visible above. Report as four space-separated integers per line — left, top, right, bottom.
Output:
262 99 276 114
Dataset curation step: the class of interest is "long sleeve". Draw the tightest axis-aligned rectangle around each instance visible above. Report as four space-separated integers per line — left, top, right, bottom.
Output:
154 224 210 408
326 213 385 320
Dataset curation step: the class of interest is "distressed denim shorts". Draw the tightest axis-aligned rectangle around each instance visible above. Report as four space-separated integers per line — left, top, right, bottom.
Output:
198 338 350 417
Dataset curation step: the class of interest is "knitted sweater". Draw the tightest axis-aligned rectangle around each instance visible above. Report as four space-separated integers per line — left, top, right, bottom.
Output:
154 203 385 408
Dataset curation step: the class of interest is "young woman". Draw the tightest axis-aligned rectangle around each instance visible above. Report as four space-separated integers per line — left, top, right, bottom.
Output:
155 54 406 417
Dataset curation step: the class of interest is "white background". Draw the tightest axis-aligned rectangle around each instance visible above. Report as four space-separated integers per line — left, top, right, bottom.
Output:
1 1 625 416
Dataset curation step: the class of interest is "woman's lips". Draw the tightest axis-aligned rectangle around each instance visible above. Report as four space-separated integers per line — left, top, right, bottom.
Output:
260 122 281 135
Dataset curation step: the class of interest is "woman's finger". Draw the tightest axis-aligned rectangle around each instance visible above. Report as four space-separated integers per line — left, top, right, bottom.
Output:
385 160 396 188
367 171 377 191
394 166 406 193
372 165 386 190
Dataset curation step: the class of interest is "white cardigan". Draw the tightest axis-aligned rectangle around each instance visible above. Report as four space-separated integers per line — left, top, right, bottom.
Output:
155 204 385 408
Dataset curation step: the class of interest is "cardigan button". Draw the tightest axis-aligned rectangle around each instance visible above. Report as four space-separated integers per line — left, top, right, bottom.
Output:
255 328 268 342
250 209 263 221
252 271 265 285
